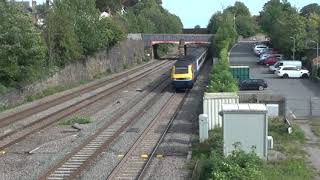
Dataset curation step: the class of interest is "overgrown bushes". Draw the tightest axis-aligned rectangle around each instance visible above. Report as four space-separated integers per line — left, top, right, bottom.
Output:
192 128 264 180
0 2 47 87
192 118 313 180
207 42 238 93
47 0 125 67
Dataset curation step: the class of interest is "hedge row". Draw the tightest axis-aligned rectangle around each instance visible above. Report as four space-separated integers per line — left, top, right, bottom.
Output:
207 41 238 93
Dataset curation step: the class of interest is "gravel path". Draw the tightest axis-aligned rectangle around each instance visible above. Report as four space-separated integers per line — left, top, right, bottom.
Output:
143 58 212 179
296 120 320 179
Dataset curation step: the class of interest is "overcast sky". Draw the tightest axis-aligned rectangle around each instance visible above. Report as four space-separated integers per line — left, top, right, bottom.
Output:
30 0 320 28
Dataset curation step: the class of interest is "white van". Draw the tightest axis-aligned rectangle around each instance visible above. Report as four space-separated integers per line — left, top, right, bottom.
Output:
269 60 302 72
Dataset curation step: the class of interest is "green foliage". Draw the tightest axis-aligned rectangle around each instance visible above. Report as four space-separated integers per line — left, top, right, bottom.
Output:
60 116 92 125
208 2 256 41
192 128 223 159
259 0 317 58
262 159 314 180
262 117 314 179
47 0 124 67
300 3 320 17
119 0 183 34
47 0 83 67
192 117 314 180
95 0 123 12
192 128 264 180
207 46 238 93
236 15 255 38
0 2 46 87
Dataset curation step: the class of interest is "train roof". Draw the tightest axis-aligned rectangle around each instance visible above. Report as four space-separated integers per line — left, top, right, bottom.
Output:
174 55 196 66
174 47 207 66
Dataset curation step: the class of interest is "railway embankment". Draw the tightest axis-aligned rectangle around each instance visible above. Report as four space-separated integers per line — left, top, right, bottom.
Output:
0 35 146 110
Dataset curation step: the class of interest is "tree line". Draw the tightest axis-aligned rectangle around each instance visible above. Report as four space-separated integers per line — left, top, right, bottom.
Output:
0 0 182 93
259 1 320 64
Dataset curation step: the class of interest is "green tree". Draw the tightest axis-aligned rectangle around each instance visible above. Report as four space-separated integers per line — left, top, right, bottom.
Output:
95 0 123 12
47 0 82 67
0 2 46 87
122 0 182 34
300 3 320 17
236 15 256 37
47 0 124 66
260 0 308 58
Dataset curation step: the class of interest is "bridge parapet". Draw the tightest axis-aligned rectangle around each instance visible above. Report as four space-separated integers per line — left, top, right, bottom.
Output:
142 34 213 47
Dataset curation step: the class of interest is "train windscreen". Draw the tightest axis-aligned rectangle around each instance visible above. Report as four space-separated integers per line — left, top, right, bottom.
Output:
175 67 188 74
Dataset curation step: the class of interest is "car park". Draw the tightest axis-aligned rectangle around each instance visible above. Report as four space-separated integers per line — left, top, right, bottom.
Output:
238 79 268 91
269 60 302 72
275 65 309 78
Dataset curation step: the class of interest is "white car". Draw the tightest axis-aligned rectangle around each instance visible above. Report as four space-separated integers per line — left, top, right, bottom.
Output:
275 65 309 78
269 60 302 72
253 45 268 55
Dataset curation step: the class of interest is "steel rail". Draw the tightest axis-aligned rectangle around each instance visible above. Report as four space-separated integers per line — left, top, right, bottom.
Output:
0 61 174 151
39 75 173 180
0 61 167 129
107 90 189 180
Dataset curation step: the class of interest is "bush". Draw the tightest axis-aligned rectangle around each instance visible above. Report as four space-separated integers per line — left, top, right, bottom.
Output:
192 128 264 180
207 45 238 93
0 84 8 95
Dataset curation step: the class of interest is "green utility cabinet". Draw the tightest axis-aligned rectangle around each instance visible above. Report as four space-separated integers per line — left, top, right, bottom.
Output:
230 66 250 82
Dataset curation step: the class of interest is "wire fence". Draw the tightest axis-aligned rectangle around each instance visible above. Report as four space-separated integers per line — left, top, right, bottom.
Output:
238 92 320 120
286 97 320 119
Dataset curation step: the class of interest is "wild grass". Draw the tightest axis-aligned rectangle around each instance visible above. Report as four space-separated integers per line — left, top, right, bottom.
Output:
60 116 92 125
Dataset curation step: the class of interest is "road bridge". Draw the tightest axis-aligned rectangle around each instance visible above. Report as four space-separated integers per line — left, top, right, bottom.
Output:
143 34 213 58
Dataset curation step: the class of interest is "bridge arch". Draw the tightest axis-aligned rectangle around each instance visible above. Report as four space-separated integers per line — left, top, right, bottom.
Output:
142 34 213 59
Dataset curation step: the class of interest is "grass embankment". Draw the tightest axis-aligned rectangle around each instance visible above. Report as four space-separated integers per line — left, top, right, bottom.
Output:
263 118 314 179
192 117 314 180
0 57 151 113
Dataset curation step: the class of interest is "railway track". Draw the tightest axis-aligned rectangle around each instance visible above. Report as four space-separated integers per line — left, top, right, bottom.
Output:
40 74 173 180
0 60 167 129
107 90 189 180
0 61 174 151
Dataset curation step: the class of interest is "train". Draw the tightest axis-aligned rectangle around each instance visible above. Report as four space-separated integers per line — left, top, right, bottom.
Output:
171 46 208 90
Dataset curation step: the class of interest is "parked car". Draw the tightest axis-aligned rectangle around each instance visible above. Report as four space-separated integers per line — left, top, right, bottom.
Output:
260 54 283 65
253 45 268 56
239 79 268 91
264 56 281 66
275 65 309 78
269 60 302 72
258 48 276 57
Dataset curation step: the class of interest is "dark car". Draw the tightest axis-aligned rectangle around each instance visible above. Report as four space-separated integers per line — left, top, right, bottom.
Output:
239 79 268 91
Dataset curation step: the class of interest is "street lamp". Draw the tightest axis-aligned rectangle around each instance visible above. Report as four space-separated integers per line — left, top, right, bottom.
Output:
310 40 319 77
290 36 296 60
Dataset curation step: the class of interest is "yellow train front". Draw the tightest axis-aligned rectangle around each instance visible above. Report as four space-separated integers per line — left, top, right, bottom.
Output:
171 56 195 89
171 47 207 90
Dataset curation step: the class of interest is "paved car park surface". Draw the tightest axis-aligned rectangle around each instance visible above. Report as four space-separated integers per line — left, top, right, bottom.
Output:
230 42 320 178
229 42 320 118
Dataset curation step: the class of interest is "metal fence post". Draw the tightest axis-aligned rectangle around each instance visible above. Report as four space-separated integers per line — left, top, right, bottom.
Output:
310 96 313 119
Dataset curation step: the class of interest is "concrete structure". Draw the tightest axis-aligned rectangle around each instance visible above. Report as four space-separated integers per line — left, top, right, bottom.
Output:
142 34 213 58
222 104 268 159
199 114 209 143
203 92 239 129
